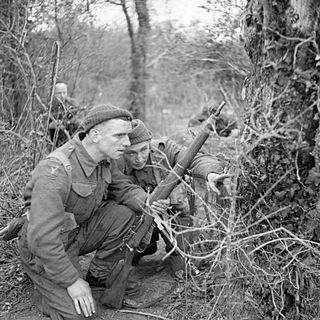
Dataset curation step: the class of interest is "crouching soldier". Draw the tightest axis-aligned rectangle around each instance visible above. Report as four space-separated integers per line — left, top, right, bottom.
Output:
117 119 229 274
18 105 153 319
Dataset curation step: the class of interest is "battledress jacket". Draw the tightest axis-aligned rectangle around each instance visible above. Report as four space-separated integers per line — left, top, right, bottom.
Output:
23 133 146 288
117 137 226 197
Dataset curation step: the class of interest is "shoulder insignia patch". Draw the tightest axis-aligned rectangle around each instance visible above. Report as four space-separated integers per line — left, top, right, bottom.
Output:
50 166 60 175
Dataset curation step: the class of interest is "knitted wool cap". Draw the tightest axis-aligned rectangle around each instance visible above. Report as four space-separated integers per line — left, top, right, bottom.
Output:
129 119 153 145
82 104 133 132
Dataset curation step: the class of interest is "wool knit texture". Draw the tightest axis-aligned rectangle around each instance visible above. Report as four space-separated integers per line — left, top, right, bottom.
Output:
129 119 153 145
82 104 132 132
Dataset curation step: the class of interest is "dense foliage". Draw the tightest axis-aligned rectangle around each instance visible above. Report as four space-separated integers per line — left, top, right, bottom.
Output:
238 0 320 318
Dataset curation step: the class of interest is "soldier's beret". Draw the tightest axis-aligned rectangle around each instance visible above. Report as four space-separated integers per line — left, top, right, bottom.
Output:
129 119 153 145
82 104 132 132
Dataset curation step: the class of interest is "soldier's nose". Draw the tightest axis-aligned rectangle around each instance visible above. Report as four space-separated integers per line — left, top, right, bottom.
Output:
123 136 130 146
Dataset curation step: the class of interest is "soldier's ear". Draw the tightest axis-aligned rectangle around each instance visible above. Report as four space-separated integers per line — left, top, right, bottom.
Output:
88 128 100 142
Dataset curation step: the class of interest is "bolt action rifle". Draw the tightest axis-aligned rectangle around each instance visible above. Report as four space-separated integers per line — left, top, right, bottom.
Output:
100 101 226 309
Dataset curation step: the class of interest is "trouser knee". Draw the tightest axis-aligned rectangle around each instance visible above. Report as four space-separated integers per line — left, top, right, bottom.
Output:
30 280 85 320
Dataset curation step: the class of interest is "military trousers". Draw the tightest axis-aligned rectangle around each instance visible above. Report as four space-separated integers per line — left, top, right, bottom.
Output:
19 201 136 320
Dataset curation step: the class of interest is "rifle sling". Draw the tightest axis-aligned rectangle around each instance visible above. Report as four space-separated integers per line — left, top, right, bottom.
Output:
125 214 154 250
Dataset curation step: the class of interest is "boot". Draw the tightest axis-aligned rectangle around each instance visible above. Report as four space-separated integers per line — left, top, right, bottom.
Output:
132 241 158 266
86 270 140 297
167 254 185 275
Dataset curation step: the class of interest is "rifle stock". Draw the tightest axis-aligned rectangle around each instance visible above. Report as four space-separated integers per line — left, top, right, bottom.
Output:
100 248 134 309
100 214 154 308
100 102 225 308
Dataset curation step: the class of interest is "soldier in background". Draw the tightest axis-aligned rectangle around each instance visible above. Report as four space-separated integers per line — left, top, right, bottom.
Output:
188 105 238 137
48 81 80 147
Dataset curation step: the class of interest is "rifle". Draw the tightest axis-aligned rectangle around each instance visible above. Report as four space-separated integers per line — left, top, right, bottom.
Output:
100 101 225 308
100 212 154 308
0 210 27 241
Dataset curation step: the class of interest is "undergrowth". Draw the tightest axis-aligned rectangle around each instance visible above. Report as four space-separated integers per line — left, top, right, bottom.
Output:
0 119 254 320
5 110 318 320
0 127 51 315
4 118 320 320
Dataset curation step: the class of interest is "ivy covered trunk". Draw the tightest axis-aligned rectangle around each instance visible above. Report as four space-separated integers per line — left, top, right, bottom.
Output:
239 0 320 318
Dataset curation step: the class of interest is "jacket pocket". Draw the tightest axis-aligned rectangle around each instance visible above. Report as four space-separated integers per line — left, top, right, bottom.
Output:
72 182 96 197
66 182 97 219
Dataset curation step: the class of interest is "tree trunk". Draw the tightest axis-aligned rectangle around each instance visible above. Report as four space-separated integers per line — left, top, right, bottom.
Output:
239 0 320 318
122 0 150 121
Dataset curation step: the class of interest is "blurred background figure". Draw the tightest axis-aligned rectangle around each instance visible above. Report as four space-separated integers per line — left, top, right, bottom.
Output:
48 81 80 147
188 104 238 137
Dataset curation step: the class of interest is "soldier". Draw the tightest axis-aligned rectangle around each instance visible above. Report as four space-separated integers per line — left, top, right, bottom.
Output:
118 119 230 273
18 104 165 319
188 105 238 137
49 81 80 147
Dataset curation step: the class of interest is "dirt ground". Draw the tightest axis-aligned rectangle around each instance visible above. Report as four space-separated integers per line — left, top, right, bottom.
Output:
0 240 179 320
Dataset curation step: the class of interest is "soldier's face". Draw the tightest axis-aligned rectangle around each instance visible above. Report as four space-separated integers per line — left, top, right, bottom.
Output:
124 141 151 170
94 119 132 160
55 83 68 102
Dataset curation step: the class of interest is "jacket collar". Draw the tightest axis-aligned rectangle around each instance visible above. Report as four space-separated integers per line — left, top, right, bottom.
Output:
73 133 110 177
